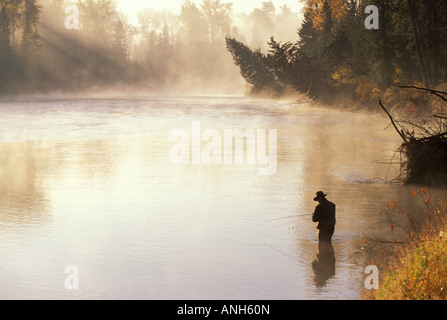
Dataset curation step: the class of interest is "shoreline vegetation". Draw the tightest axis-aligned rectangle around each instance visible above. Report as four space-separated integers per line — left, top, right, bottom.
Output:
359 87 447 299
364 188 447 300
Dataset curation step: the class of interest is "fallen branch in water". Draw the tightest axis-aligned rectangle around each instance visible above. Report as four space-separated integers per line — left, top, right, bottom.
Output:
378 88 447 186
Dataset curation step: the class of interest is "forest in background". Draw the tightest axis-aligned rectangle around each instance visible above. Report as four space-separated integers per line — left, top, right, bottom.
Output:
226 0 447 114
0 0 301 95
2 0 447 116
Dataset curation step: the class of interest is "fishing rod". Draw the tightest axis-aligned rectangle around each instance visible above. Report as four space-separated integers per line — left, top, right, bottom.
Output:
265 214 313 222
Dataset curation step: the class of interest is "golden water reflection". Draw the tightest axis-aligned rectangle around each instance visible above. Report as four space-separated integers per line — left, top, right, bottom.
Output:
0 97 425 299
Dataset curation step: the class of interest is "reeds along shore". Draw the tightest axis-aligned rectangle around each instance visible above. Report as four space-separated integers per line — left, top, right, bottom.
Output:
379 86 447 187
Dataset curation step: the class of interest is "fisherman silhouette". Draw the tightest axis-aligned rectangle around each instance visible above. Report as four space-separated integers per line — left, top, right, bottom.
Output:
311 191 336 243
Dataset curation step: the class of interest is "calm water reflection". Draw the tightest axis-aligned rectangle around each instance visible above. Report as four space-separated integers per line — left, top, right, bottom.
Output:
0 96 415 299
312 242 336 288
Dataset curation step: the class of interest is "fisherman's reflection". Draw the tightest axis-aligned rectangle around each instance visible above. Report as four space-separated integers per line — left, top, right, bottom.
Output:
311 242 335 287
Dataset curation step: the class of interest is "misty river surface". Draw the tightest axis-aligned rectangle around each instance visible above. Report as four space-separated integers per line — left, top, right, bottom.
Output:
0 96 413 299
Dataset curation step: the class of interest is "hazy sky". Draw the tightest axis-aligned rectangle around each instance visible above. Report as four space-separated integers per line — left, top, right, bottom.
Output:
116 0 303 25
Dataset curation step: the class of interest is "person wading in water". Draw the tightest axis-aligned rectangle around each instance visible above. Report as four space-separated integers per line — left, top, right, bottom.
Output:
312 191 336 243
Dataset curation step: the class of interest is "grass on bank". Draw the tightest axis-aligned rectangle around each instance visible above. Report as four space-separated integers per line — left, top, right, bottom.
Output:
374 225 447 300
370 193 447 300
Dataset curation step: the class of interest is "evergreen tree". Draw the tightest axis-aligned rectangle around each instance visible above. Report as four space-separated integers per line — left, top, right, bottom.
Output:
22 0 41 55
266 37 299 86
0 2 13 93
0 0 24 94
225 36 281 94
321 0 333 34
112 19 128 64
0 2 12 55
297 10 318 59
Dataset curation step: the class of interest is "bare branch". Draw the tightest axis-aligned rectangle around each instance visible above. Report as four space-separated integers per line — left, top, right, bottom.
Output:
398 85 447 103
379 100 408 142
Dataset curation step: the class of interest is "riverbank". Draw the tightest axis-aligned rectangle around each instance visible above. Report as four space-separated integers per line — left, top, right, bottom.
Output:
365 191 447 300
306 84 447 187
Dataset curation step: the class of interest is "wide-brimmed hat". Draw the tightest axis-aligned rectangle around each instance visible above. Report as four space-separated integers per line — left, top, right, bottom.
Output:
313 191 327 201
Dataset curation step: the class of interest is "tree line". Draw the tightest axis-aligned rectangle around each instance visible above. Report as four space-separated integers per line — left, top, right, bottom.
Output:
0 0 300 95
226 0 447 110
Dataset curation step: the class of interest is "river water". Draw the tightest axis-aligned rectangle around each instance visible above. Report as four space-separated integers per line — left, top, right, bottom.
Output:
0 96 419 299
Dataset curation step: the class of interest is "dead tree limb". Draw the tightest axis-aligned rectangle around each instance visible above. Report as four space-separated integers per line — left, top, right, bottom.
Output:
398 85 447 103
379 100 408 142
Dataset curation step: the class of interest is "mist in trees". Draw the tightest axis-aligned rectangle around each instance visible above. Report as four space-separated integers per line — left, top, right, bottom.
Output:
226 0 447 109
1 0 41 93
0 0 302 96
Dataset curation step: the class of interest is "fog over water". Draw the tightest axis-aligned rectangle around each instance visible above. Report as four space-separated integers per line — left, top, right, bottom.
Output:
0 96 419 299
